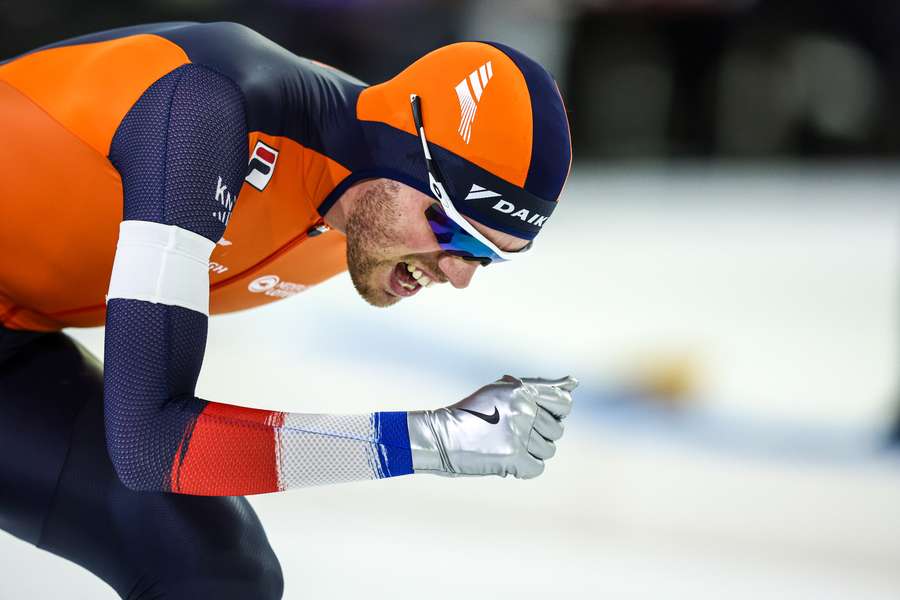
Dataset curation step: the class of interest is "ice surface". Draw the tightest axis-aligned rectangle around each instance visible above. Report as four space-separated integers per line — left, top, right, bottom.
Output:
2 165 898 599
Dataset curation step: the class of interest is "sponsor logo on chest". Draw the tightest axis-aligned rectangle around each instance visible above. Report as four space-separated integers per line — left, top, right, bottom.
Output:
246 141 279 191
248 274 308 298
214 176 236 224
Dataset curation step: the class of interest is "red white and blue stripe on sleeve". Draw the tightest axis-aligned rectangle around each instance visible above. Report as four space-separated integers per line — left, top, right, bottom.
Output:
103 63 412 496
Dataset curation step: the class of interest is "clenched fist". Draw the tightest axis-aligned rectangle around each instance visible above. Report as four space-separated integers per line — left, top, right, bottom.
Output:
407 375 577 478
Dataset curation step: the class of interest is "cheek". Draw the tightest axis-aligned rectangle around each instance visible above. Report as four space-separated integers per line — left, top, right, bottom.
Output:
351 195 438 260
396 213 439 253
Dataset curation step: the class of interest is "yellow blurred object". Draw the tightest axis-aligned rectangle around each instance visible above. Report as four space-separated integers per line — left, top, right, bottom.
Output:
628 352 701 408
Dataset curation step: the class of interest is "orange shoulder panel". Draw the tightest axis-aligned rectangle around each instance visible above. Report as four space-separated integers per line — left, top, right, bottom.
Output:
0 34 190 156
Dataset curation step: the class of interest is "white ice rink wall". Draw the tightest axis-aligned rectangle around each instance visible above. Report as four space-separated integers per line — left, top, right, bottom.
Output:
2 165 899 599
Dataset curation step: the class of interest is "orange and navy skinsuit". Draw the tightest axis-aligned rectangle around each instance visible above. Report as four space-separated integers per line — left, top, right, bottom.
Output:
0 22 571 497
0 22 417 497
0 21 361 332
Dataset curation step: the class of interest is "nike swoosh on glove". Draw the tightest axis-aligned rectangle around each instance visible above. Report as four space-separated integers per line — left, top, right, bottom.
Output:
407 375 577 478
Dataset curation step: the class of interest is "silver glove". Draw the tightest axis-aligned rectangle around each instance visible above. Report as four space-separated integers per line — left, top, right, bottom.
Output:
407 375 577 479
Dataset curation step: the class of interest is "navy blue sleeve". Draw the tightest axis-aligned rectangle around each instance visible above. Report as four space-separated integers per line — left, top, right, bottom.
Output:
104 63 248 491
109 63 248 239
103 63 413 496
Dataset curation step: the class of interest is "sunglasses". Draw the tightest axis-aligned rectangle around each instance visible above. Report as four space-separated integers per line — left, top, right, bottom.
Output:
410 94 530 266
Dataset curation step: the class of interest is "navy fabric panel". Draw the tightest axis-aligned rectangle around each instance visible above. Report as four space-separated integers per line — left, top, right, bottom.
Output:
316 118 432 216
109 62 248 241
105 62 248 492
0 326 45 363
0 331 284 599
323 117 462 218
150 22 370 171
0 329 83 544
375 412 413 478
487 42 571 204
104 300 210 492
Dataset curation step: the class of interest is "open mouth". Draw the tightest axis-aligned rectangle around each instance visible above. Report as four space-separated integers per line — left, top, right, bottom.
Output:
387 262 433 298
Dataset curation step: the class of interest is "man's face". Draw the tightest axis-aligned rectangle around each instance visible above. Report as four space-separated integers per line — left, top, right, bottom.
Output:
344 179 528 307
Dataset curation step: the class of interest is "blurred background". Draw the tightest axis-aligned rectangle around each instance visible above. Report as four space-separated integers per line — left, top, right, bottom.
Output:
2 1 899 598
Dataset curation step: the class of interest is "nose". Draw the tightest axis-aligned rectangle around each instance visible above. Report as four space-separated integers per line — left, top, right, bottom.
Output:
437 254 479 289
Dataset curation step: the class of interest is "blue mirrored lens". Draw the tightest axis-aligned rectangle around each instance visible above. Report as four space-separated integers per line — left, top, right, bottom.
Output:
424 204 501 266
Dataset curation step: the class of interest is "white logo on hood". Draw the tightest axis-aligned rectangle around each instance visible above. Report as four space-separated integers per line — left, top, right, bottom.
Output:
455 61 494 144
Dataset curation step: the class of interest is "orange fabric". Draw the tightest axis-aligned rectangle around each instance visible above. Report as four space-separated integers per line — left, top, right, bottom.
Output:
0 80 123 331
0 86 349 331
0 36 352 332
357 42 532 187
206 133 350 315
171 404 284 495
0 35 189 156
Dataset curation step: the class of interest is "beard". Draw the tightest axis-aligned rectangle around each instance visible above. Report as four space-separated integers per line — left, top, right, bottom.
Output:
345 179 405 307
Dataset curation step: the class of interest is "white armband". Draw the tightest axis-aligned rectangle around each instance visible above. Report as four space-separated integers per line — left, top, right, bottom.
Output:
106 220 215 315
